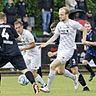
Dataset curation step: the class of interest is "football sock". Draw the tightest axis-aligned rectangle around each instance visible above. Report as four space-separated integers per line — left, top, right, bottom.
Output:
84 64 95 75
47 69 56 89
78 73 86 86
37 67 42 77
64 69 75 80
25 71 35 84
0 73 1 86
35 74 46 87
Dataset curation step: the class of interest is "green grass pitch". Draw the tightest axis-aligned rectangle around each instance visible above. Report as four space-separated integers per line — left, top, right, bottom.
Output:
1 75 96 96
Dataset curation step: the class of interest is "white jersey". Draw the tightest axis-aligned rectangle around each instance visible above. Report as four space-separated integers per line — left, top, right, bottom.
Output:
20 29 39 56
55 19 83 51
20 29 41 70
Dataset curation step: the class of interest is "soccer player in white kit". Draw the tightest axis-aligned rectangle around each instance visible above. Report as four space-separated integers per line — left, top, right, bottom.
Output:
40 7 87 93
14 21 46 88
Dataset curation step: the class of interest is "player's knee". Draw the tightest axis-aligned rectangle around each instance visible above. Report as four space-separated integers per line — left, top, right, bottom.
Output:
32 70 38 78
50 64 55 70
82 60 88 65
57 69 63 75
71 67 78 75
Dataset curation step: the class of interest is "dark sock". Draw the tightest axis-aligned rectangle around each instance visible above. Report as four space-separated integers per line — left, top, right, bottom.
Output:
25 71 35 84
79 73 86 86
0 73 1 85
84 64 95 75
37 67 42 77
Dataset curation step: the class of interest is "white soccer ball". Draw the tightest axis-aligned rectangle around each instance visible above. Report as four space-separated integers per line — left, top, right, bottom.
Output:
18 74 29 86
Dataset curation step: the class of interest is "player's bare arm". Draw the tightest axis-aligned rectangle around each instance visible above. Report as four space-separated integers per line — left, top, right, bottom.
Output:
82 41 96 46
80 27 88 43
40 33 59 48
20 42 36 51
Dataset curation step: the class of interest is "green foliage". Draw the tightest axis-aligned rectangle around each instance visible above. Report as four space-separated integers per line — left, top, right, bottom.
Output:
87 0 96 14
0 2 4 11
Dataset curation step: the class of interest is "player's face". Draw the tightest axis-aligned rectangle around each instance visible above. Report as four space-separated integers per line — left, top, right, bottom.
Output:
15 24 23 34
59 9 68 21
84 22 92 31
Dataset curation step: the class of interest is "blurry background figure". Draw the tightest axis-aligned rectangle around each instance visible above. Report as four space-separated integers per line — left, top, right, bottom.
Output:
27 26 37 42
16 16 22 22
16 0 27 21
69 9 87 42
86 10 96 30
38 0 54 36
2 0 8 6
23 14 29 29
65 0 77 10
3 0 17 25
76 0 87 11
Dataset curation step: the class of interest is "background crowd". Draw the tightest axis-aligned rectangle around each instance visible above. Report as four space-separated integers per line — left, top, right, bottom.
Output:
0 0 96 42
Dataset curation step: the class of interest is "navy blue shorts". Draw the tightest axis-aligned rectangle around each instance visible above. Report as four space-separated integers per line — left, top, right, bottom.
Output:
84 52 96 64
65 50 78 68
0 54 27 70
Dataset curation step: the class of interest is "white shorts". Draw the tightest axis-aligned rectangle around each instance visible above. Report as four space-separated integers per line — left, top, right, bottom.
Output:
23 53 41 71
57 49 74 64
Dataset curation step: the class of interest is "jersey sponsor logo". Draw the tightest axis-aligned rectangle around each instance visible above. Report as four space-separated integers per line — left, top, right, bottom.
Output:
3 40 13 44
0 25 10 28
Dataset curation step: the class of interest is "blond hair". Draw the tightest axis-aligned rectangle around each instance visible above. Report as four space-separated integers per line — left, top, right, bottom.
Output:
59 7 70 15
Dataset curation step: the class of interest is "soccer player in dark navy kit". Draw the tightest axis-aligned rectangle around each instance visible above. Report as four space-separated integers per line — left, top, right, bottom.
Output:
0 12 39 94
82 21 96 81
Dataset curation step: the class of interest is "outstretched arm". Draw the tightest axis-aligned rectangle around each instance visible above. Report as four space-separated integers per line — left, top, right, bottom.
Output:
40 33 59 48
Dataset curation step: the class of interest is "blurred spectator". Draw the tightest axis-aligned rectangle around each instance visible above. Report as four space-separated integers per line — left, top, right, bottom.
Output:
16 16 22 22
22 14 29 29
38 0 54 36
76 0 87 11
86 10 95 30
27 26 37 42
15 0 27 20
2 0 8 6
3 0 17 25
65 0 77 10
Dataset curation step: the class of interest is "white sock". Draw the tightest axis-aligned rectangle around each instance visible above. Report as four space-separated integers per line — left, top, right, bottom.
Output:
64 69 75 80
35 74 46 87
47 69 56 89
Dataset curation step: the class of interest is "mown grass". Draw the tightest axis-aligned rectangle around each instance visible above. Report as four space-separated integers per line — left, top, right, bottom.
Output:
1 75 96 96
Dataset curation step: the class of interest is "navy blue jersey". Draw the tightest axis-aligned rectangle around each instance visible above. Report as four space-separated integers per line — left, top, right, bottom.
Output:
0 24 21 56
86 31 96 57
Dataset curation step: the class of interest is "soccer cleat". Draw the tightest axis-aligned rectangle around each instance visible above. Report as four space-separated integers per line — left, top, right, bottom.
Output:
83 86 90 91
40 85 50 93
74 74 79 90
88 74 95 81
33 83 40 94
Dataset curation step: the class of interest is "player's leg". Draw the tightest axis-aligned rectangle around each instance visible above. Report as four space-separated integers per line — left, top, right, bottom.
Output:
56 65 76 81
40 49 74 92
78 73 90 91
40 58 62 92
0 73 1 86
32 69 46 88
67 50 80 89
26 54 46 88
37 67 42 77
69 51 89 91
82 53 95 81
10 55 39 94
